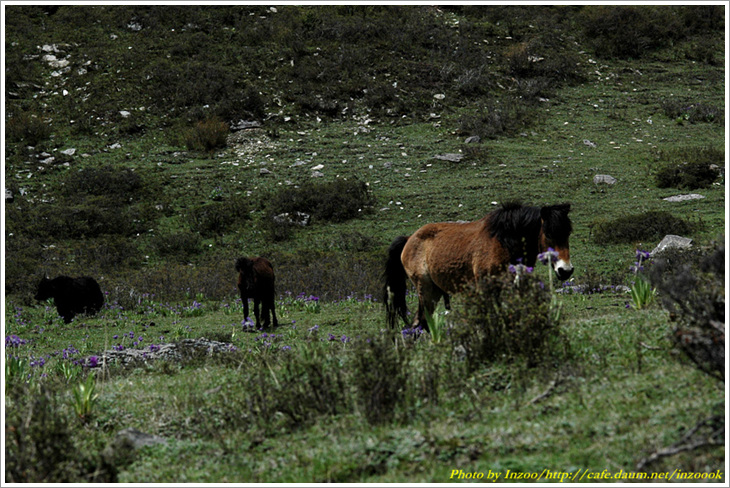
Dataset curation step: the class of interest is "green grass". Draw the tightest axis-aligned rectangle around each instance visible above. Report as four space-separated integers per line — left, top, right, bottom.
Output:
4 5 725 484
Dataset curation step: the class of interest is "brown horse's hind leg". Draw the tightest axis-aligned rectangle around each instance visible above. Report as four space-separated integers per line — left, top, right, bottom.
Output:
414 279 448 331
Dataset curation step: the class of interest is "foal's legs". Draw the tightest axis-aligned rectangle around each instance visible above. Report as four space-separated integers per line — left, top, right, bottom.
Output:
266 296 278 328
253 297 262 328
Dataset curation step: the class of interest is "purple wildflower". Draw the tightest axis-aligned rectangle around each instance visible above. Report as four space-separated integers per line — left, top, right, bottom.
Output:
537 248 559 265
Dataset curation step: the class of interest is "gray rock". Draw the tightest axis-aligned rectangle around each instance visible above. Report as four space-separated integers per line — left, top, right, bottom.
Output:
259 168 273 176
114 428 167 450
434 153 464 163
273 212 310 227
231 120 262 131
311 170 324 178
60 148 76 156
651 235 693 256
84 337 238 369
464 136 480 144
5 188 14 203
593 174 617 185
663 193 705 202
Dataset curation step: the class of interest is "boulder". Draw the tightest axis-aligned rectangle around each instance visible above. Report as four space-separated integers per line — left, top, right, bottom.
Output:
593 174 617 185
434 153 464 163
651 235 693 256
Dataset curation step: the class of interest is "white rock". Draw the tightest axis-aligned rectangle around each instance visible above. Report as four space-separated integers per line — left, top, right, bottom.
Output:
663 193 705 202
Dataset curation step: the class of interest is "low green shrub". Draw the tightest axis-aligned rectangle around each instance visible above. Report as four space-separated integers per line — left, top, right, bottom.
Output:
5 383 115 482
591 211 696 245
250 351 349 430
352 331 409 425
648 239 725 382
266 179 374 224
451 272 567 371
187 196 249 237
62 165 146 202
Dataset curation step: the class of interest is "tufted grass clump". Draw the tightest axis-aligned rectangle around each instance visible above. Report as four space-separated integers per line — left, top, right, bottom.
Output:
183 117 229 152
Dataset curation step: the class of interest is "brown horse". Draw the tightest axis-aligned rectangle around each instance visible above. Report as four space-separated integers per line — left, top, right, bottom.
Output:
384 202 573 329
235 256 279 329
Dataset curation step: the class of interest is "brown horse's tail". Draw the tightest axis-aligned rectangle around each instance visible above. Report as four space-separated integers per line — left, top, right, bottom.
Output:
384 235 410 328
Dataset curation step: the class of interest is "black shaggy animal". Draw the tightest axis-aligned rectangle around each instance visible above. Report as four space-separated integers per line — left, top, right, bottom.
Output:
35 275 104 323
235 257 279 329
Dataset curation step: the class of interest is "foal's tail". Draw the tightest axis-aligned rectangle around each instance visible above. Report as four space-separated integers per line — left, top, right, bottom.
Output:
383 235 410 328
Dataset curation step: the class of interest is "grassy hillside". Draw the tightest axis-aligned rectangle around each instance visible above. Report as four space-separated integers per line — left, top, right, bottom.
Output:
4 5 726 483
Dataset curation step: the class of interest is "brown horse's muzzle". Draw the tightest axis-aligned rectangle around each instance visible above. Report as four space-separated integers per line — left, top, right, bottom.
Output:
555 265 574 281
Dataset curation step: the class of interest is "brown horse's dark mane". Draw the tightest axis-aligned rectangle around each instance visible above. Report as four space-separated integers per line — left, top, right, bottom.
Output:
487 202 572 265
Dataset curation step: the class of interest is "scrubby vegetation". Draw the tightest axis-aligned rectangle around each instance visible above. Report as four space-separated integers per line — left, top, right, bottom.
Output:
4 4 725 483
590 211 698 245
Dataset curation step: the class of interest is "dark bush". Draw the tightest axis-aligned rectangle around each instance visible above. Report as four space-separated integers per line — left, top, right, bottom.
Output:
187 196 249 237
591 211 696 245
151 231 203 262
61 165 153 203
266 179 373 224
660 100 723 124
654 146 723 189
451 272 566 371
648 239 724 382
5 112 53 146
457 97 538 139
579 6 686 59
655 161 720 190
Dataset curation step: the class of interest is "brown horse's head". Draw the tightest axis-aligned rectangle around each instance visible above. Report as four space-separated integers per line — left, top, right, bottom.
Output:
539 204 573 281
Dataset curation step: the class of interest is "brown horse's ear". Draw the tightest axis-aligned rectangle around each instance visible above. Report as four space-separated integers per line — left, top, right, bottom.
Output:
541 203 571 219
